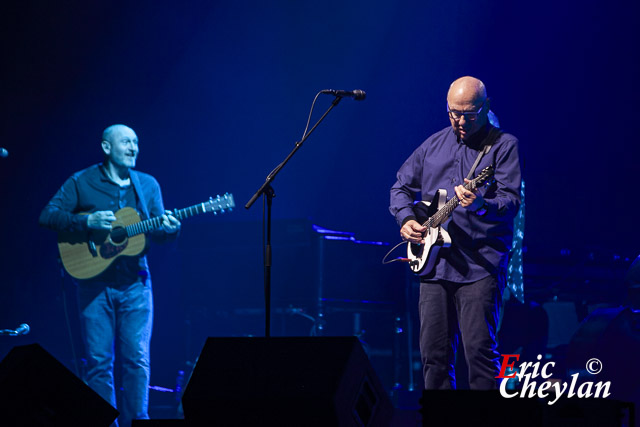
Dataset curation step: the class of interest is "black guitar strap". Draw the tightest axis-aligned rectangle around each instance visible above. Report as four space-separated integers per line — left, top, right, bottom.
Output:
129 170 150 219
465 126 502 180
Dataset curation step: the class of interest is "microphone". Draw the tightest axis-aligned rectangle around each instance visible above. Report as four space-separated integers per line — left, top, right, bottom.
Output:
14 323 30 336
0 148 8 158
321 89 366 101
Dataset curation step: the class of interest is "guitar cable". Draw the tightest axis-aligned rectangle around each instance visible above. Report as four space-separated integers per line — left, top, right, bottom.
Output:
381 240 412 265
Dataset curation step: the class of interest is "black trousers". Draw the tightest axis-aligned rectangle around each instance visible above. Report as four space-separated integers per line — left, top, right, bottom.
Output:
419 275 503 390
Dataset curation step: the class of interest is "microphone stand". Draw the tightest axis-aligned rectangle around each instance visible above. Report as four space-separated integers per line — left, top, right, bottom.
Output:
245 95 342 337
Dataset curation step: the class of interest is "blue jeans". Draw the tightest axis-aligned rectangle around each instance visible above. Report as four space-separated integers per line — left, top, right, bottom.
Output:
419 275 502 390
77 279 153 427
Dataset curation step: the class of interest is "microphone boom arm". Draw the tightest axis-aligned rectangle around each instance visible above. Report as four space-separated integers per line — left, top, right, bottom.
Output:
245 95 342 209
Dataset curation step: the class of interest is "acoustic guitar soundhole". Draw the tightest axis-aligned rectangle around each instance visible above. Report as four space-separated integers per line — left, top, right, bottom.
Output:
99 227 128 260
110 227 127 244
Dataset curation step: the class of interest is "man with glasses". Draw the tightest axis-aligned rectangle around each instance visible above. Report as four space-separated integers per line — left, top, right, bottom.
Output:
390 76 522 389
39 124 181 426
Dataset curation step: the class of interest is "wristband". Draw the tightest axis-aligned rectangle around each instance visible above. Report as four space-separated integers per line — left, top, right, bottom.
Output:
475 201 488 217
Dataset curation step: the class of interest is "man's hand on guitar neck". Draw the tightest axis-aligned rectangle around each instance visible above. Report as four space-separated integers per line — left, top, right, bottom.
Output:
161 210 181 234
401 220 427 244
455 178 485 212
87 211 117 230
87 209 181 233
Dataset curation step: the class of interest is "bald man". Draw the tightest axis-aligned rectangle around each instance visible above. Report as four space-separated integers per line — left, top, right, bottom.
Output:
390 77 522 390
40 124 180 426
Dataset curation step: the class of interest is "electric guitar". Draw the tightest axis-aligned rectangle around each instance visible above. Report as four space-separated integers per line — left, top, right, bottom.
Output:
58 193 235 280
406 166 494 275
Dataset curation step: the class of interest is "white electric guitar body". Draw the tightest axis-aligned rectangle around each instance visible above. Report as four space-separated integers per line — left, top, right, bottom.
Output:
406 166 494 275
407 190 452 275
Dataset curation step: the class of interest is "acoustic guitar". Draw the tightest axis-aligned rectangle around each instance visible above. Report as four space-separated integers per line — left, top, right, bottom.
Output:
58 193 235 279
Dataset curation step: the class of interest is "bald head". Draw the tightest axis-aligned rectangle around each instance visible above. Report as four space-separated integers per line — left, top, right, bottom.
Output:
446 76 490 141
447 76 487 106
102 124 133 142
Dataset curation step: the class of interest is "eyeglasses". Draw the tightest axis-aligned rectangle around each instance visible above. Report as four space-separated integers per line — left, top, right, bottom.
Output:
447 99 486 122
116 137 138 146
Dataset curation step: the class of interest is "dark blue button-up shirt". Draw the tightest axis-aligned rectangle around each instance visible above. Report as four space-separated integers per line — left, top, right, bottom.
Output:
390 125 522 282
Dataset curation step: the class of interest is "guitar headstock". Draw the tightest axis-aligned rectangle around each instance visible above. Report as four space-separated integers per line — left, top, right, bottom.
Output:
205 193 236 214
472 165 495 189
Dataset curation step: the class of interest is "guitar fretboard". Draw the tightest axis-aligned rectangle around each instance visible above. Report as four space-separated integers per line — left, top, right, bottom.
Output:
422 169 492 228
124 199 231 237
424 182 472 228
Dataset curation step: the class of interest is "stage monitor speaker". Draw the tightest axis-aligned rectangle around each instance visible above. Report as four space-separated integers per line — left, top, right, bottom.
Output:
182 336 393 426
0 343 119 426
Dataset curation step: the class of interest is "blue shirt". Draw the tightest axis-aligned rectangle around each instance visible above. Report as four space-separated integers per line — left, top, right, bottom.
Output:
390 125 522 282
39 163 174 285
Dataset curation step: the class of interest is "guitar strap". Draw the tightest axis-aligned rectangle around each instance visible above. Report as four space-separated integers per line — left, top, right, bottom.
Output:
129 170 151 219
465 126 502 180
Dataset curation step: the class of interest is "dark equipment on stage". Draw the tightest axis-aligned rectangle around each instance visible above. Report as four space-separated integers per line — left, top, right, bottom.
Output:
182 336 393 426
178 220 405 393
0 343 119 426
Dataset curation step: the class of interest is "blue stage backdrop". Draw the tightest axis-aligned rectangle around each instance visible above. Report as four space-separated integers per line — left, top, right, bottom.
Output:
1 0 638 404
